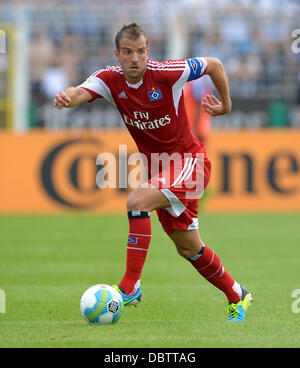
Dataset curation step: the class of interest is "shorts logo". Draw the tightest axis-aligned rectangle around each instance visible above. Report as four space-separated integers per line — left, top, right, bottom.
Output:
128 237 138 244
148 89 163 102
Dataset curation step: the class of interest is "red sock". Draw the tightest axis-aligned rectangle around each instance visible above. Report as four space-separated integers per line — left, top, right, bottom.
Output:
119 211 151 295
189 243 241 304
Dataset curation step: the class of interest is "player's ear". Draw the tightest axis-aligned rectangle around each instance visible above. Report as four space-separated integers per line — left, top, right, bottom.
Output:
115 49 120 62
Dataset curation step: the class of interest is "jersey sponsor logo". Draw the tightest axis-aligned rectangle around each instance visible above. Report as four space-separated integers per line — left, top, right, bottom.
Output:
123 112 171 130
148 89 163 102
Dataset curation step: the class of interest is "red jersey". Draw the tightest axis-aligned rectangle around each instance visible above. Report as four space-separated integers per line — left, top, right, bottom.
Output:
79 58 208 163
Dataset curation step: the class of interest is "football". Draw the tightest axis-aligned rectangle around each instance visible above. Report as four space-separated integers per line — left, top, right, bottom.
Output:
80 284 124 325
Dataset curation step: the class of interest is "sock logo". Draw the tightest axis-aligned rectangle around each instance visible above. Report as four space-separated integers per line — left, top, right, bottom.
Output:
127 237 138 245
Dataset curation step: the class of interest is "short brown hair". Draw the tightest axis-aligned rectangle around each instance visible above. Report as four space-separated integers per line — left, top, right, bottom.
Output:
115 22 148 51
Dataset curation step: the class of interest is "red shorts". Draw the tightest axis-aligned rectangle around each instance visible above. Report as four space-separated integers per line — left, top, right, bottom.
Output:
147 153 211 235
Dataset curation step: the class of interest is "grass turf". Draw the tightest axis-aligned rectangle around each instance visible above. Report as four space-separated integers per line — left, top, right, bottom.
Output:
0 213 299 348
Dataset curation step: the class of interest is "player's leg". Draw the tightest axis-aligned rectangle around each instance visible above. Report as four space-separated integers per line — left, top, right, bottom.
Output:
169 227 202 259
168 228 252 321
116 186 170 305
127 185 170 212
169 229 243 304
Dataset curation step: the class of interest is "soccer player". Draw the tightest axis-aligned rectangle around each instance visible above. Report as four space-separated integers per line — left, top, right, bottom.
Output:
54 23 252 321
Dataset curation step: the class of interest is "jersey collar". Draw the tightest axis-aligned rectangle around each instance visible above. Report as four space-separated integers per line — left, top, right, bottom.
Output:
125 78 144 89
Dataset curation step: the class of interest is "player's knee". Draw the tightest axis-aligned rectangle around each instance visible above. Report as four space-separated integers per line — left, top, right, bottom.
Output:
175 245 193 260
127 191 147 211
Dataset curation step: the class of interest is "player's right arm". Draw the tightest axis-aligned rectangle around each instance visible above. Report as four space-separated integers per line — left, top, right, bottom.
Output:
54 87 93 109
202 57 232 116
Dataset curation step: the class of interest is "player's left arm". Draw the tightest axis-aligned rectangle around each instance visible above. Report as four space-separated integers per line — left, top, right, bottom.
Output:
202 57 232 117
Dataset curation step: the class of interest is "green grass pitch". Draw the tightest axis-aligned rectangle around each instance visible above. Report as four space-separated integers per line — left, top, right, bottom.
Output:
0 212 300 348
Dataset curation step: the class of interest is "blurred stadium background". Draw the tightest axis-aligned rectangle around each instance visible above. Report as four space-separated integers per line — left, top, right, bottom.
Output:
1 0 300 213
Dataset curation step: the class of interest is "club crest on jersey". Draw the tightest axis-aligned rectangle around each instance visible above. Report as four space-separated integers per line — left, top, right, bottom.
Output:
148 89 163 102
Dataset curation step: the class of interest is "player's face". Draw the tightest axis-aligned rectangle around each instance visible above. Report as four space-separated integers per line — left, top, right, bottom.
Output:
115 35 150 84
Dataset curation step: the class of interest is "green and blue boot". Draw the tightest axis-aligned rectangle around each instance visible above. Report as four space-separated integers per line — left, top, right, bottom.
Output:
228 286 253 322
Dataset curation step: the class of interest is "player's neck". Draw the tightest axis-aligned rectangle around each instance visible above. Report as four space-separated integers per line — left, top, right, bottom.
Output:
124 69 147 85
125 75 143 85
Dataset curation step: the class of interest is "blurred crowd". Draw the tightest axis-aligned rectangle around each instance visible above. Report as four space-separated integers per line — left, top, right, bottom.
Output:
0 0 300 127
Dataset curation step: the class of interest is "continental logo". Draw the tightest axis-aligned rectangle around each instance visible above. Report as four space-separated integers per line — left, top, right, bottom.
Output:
40 138 106 209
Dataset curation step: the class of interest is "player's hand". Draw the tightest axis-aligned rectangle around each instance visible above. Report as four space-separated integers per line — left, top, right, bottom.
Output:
201 95 231 116
54 91 71 109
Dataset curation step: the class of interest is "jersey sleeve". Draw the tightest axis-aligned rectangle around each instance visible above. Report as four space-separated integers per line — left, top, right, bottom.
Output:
185 57 208 81
163 57 208 115
162 57 208 86
77 69 116 105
